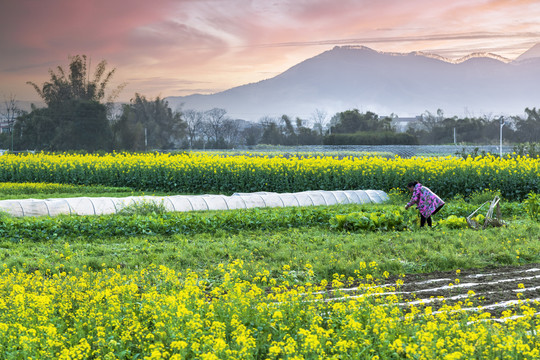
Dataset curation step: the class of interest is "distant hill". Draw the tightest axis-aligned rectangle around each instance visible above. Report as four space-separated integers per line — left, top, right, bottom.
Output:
166 44 540 121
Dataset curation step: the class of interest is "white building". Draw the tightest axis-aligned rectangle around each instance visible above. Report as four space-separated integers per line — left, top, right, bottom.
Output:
0 115 11 134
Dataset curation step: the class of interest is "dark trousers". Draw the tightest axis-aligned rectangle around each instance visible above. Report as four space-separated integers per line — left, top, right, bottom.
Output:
420 204 444 227
420 214 432 227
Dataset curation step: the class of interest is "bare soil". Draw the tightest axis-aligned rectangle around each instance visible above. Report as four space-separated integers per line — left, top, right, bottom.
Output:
390 264 540 316
324 264 540 318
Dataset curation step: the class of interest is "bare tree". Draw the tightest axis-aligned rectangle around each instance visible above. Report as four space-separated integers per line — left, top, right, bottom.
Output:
203 108 228 144
183 109 203 149
258 115 276 128
311 108 328 136
221 119 241 148
2 94 20 128
2 94 24 150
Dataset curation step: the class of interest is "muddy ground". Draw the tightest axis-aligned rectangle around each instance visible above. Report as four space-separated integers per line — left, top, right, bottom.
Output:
326 264 540 318
394 264 540 316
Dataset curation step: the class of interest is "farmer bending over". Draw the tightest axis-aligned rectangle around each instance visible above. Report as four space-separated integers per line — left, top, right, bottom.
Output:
405 181 445 228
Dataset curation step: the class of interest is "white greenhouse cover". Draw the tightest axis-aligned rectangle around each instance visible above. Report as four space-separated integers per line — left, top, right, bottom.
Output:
0 190 388 217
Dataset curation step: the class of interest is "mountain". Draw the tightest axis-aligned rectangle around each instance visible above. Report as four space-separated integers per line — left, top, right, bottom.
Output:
166 44 540 121
515 43 540 62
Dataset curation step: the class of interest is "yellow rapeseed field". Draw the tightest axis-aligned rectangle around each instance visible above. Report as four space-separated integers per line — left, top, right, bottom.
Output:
0 152 538 199
0 261 538 359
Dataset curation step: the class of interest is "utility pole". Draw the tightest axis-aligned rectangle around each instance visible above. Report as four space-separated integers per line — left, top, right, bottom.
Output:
144 127 148 151
499 117 505 159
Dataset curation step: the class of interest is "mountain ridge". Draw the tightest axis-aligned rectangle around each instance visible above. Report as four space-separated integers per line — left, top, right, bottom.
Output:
515 43 540 62
337 45 512 64
166 44 540 120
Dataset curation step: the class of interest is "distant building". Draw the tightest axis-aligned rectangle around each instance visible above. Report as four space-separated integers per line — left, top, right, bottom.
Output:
0 115 11 134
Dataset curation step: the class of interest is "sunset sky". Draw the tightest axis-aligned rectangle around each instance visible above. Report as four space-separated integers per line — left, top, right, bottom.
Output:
1 0 540 105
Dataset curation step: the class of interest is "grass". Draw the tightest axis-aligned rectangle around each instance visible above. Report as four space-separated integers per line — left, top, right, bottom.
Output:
1 182 536 282
3 210 538 284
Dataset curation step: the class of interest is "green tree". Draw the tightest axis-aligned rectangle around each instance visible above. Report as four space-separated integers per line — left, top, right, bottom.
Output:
13 106 55 150
515 108 540 142
418 109 444 133
14 101 113 151
260 116 283 145
114 94 185 151
53 100 112 151
242 123 263 146
19 55 123 151
330 109 392 134
27 55 122 106
295 117 321 145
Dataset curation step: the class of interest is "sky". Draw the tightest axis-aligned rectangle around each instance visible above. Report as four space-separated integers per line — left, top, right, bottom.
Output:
1 0 540 106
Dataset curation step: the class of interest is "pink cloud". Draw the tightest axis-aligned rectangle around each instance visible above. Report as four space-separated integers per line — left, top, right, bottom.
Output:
1 0 184 65
2 0 540 102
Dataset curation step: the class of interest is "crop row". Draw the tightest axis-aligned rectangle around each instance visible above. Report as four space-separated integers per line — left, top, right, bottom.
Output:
0 205 342 242
0 153 539 200
0 201 526 243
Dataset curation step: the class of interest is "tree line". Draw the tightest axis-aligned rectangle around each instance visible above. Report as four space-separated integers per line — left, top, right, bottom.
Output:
2 55 540 152
408 108 540 145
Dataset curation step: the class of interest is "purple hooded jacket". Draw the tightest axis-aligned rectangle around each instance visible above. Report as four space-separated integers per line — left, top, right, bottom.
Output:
407 183 445 218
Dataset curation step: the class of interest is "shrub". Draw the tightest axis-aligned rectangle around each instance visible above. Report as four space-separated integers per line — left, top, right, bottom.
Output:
524 192 540 221
330 210 410 231
467 189 502 205
117 200 168 216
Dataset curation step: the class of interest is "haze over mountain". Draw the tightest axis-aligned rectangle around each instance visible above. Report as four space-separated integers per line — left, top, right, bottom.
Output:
166 44 540 121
